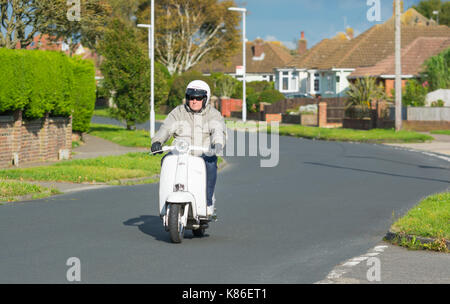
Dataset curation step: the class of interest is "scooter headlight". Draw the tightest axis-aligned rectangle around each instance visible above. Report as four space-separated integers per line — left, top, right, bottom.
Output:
175 140 189 153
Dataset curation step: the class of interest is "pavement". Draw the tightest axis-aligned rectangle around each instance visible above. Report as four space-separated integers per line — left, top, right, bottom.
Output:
318 241 450 284
383 132 450 158
72 133 149 160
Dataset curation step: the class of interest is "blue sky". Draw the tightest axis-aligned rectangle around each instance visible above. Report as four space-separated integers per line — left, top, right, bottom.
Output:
234 0 424 49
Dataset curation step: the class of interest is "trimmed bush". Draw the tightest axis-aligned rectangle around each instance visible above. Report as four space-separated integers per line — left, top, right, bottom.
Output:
69 56 96 133
0 48 96 132
0 49 29 113
0 48 74 118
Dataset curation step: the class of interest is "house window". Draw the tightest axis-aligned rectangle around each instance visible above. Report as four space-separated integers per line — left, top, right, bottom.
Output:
283 78 289 91
336 76 340 83
269 75 273 82
314 79 320 92
281 71 290 91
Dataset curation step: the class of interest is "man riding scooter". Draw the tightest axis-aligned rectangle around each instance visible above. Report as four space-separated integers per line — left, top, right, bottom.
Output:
151 80 227 216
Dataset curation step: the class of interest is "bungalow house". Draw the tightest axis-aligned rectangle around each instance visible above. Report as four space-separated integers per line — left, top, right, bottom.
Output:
274 30 353 97
274 7 449 98
348 36 450 96
194 38 293 82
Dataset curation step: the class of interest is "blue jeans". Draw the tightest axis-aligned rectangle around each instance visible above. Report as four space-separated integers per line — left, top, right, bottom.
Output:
161 153 217 206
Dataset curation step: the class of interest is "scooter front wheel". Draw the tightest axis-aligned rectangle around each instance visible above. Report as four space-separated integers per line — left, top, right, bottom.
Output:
168 204 185 243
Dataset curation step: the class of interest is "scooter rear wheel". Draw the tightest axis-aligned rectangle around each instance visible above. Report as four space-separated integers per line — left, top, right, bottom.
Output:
168 204 184 243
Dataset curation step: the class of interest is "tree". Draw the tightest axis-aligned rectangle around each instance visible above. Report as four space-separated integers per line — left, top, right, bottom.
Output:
0 0 112 52
36 0 112 53
99 18 151 130
0 0 45 48
413 0 450 26
420 48 450 91
136 0 241 75
402 79 428 107
210 72 238 97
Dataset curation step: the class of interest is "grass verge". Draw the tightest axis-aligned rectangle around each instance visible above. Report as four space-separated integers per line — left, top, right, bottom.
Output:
0 153 163 184
431 130 450 136
267 125 433 143
0 152 223 186
388 191 449 252
0 180 61 202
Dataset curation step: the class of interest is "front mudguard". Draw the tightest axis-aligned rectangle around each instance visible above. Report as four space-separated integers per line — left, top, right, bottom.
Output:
162 192 197 230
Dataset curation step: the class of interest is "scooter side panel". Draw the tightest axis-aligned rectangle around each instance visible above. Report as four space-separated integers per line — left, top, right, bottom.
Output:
159 155 178 215
187 156 208 217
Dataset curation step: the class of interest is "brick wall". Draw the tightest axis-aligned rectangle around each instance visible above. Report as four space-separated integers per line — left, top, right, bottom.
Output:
265 114 282 123
220 98 243 117
318 102 327 127
0 111 72 168
384 79 408 97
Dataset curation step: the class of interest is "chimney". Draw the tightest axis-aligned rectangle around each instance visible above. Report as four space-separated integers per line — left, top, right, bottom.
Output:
252 38 264 58
298 31 307 55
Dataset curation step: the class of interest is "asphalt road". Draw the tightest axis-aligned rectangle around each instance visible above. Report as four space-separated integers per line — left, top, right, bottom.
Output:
1 124 449 283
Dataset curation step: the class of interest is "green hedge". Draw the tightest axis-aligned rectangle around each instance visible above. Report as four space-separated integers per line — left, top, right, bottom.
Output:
0 48 96 132
70 56 96 133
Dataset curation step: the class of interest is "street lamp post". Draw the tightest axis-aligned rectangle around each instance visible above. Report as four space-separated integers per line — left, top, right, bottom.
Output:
137 0 155 139
228 7 247 123
433 10 439 25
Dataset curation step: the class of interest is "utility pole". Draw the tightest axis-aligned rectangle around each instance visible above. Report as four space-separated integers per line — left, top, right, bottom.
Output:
395 0 402 132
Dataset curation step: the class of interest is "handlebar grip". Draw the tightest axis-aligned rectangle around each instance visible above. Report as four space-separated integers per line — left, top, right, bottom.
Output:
162 146 174 152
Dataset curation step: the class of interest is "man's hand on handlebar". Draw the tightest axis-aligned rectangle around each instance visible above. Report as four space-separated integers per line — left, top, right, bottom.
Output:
151 142 163 155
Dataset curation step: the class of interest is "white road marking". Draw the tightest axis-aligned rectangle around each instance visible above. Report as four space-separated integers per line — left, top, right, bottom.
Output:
374 245 388 252
343 261 361 267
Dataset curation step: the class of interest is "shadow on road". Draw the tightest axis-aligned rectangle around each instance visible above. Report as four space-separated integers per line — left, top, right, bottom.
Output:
344 155 450 170
123 215 209 243
304 162 450 184
123 215 170 242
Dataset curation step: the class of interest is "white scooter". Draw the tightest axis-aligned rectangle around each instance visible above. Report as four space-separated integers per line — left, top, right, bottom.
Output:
152 139 216 243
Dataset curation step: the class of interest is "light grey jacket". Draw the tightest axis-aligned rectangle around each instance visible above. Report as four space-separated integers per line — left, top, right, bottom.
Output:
152 104 227 156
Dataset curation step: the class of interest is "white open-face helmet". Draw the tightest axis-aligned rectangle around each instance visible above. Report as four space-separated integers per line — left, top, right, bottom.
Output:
185 80 211 112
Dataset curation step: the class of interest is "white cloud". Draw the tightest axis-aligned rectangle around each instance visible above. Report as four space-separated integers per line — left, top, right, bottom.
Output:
282 41 297 50
264 35 278 41
263 35 296 50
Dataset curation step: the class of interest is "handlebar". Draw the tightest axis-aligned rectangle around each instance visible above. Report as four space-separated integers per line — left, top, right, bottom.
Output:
149 145 210 155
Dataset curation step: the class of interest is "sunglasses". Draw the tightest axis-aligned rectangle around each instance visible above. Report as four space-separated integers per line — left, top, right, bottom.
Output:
189 96 205 101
